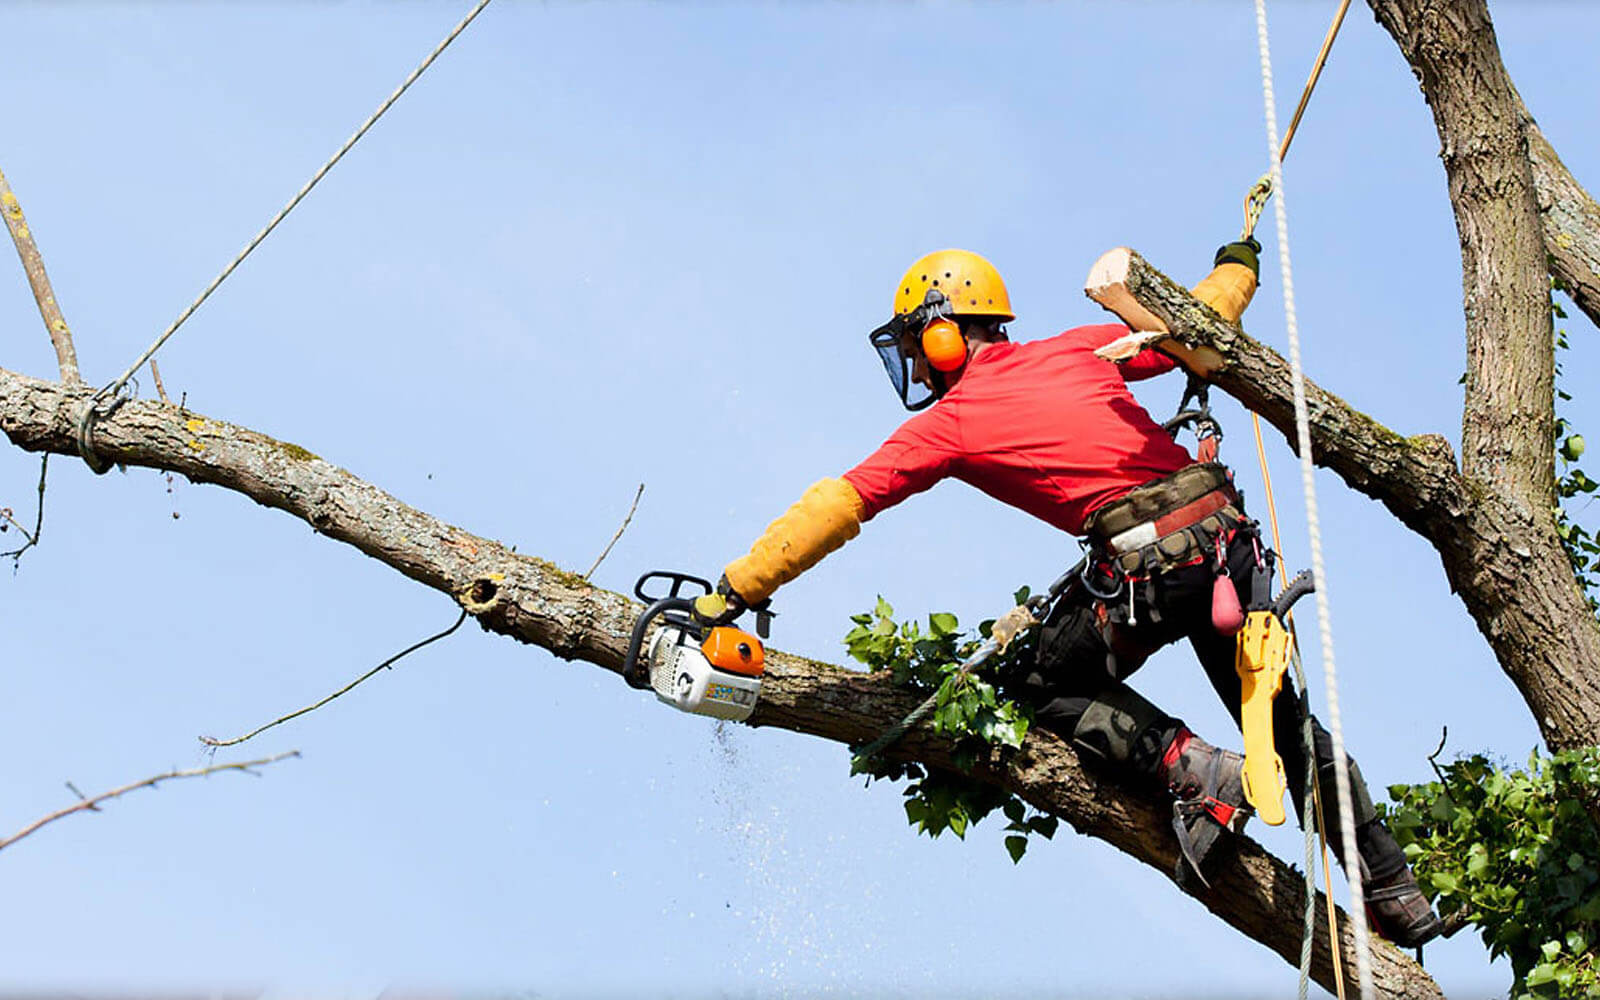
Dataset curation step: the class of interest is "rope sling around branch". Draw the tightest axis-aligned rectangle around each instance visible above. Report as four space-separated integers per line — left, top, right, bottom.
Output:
75 0 495 474
1250 0 1376 996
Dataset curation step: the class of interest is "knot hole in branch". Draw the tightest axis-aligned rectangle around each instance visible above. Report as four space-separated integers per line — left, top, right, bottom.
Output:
461 573 504 615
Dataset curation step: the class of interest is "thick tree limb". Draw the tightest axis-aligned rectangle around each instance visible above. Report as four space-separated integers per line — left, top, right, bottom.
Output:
0 167 81 384
0 366 1442 998
1088 246 1600 753
1519 97 1600 329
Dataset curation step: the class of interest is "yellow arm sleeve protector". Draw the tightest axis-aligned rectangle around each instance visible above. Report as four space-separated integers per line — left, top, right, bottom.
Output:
1189 261 1258 325
724 478 866 605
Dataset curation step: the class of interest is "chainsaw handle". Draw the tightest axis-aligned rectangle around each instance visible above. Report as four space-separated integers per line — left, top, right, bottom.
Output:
633 570 713 604
621 596 696 689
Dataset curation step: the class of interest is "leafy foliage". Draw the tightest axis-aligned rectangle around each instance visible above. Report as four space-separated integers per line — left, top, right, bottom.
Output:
843 592 1057 862
1553 281 1600 607
1384 749 1600 998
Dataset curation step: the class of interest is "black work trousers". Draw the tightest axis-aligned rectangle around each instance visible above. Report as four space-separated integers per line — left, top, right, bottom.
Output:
1008 530 1397 876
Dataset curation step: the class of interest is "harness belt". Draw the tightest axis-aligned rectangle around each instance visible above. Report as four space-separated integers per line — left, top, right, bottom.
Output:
1103 488 1234 556
1086 463 1245 580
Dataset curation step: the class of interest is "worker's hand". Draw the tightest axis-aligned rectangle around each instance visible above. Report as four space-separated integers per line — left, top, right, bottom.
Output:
692 575 746 627
1213 238 1262 278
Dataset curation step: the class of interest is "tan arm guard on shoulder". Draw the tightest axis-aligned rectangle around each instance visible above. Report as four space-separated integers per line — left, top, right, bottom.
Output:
1190 261 1258 325
724 478 866 605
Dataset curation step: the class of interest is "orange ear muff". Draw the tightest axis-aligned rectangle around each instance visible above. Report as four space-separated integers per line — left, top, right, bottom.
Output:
921 318 967 372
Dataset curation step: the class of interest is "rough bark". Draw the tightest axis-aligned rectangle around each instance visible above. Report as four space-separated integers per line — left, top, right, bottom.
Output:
1090 248 1600 753
0 365 1442 999
1525 112 1600 329
1371 0 1553 503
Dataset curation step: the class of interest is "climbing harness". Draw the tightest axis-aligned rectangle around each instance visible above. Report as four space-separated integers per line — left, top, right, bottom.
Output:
75 0 496 474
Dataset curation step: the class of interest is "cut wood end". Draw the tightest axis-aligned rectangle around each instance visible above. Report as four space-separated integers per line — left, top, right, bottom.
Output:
1085 247 1167 334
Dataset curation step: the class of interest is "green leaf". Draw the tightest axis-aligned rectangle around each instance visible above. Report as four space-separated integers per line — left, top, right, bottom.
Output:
1005 835 1028 864
1431 872 1461 894
929 612 959 636
1029 815 1059 839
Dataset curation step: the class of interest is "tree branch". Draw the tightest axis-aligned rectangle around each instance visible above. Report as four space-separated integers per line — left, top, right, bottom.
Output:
0 751 300 853
201 610 468 749
1 453 48 562
0 365 1442 998
0 167 81 384
1517 96 1600 330
1088 246 1600 753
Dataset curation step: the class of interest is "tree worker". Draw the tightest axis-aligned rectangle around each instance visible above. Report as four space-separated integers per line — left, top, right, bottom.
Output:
691 247 1443 947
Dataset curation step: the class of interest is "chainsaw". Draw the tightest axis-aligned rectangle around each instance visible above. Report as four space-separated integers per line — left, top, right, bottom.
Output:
621 570 770 722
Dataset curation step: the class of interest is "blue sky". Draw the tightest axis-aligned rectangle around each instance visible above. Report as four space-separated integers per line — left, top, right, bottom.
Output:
1 3 1596 998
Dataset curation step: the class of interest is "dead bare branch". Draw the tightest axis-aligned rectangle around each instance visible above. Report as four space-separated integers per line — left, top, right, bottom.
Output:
200 610 468 749
0 166 81 384
1 454 48 563
0 751 300 853
584 482 644 581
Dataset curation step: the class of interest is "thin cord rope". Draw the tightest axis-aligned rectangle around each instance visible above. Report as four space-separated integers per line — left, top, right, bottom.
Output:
1253 405 1347 1000
1252 1 1375 996
102 0 494 402
1277 0 1354 164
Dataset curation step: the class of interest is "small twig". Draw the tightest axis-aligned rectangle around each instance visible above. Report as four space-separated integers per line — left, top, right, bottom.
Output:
149 359 171 404
0 751 300 853
1427 726 1450 786
201 610 468 749
584 482 644 580
0 165 81 383
1 455 49 562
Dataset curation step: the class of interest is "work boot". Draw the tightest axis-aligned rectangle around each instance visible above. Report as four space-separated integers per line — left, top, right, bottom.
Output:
1160 727 1252 887
1363 860 1444 948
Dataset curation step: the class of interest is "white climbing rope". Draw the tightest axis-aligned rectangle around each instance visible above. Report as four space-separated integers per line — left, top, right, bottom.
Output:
1250 2 1377 998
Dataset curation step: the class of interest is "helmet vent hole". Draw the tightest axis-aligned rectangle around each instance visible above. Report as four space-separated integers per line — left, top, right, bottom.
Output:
965 279 972 285
931 279 939 286
944 271 952 277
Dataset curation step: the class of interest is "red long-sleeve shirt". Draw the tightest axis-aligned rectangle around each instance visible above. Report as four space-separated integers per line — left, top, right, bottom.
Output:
842 324 1191 536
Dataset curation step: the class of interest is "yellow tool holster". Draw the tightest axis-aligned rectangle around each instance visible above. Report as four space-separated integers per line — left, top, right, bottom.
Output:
1235 610 1292 826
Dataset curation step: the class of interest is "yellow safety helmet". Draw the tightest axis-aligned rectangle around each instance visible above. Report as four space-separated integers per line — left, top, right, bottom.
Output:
892 249 1014 321
870 249 1014 411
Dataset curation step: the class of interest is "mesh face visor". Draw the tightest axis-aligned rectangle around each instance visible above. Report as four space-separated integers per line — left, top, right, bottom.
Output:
868 294 952 411
869 316 936 411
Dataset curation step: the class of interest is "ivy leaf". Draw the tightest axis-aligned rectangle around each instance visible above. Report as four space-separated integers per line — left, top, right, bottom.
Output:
1005 835 1028 864
929 612 959 636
